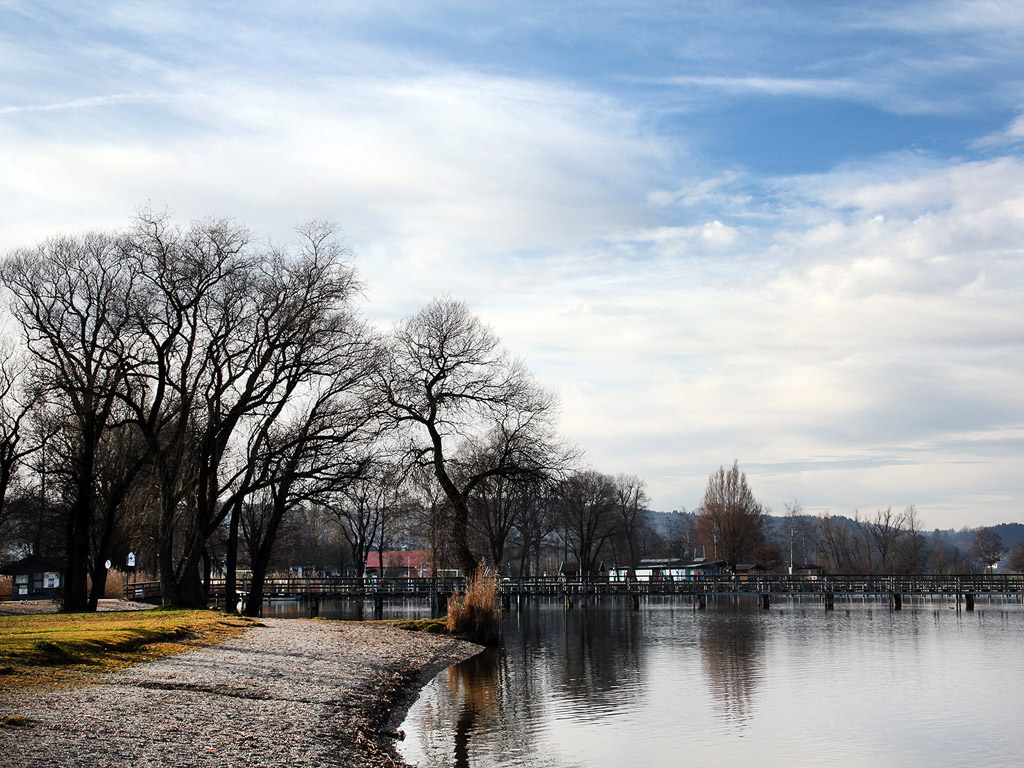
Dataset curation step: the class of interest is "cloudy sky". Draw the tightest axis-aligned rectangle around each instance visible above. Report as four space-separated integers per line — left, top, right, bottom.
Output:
1 1 1022 528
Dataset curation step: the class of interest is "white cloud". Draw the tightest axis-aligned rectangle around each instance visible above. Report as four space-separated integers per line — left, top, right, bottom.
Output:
1 1 1021 528
973 111 1024 147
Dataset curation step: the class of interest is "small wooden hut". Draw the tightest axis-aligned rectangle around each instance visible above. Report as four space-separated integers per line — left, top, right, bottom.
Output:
0 556 65 601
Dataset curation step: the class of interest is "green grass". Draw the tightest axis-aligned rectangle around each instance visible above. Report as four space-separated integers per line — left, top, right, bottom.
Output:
0 609 257 691
382 616 449 634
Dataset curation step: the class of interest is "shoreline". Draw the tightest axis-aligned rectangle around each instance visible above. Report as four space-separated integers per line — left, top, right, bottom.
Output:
0 617 481 767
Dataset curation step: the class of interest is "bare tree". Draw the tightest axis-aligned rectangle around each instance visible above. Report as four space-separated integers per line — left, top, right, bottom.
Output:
612 474 649 576
696 461 765 564
867 507 906 572
468 472 538 573
1006 540 1024 573
2 232 139 611
970 527 1005 572
816 512 854 572
556 470 618 575
661 510 697 563
0 346 40 538
327 461 405 579
377 298 559 577
928 529 970 575
894 505 929 574
512 482 560 577
119 214 372 607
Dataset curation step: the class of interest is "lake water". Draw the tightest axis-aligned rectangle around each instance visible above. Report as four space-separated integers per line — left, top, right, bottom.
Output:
399 596 1024 768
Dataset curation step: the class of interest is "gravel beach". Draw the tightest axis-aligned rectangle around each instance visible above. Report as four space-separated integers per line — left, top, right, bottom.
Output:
0 618 480 767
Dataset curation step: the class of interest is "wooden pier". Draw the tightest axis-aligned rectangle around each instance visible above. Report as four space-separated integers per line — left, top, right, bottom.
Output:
125 573 1024 612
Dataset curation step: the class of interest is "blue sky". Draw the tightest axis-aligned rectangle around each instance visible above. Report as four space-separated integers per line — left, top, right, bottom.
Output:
1 1 1022 527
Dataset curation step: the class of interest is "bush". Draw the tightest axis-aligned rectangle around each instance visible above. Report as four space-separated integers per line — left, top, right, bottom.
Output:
445 568 501 644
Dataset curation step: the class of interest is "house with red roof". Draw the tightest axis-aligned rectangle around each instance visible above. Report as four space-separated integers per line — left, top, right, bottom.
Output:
364 550 435 578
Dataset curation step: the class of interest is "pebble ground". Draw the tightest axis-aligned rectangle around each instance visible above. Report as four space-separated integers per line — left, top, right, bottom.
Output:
0 618 479 767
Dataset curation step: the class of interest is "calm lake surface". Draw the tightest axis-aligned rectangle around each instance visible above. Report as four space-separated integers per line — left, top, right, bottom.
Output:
399 597 1024 768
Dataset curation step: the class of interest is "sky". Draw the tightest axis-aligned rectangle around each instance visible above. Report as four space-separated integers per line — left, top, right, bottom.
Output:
1 1 1022 528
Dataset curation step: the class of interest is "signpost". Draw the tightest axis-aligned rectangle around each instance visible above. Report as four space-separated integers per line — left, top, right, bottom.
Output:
127 552 136 597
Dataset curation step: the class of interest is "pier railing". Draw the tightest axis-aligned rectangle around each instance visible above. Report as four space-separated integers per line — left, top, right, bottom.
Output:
125 572 1024 603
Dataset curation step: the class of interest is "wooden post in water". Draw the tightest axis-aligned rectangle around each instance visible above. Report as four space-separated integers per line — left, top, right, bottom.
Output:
631 593 640 611
501 593 511 612
374 594 384 618
761 593 770 610
695 594 706 610
891 593 902 611
430 591 448 619
824 593 835 611
965 592 975 611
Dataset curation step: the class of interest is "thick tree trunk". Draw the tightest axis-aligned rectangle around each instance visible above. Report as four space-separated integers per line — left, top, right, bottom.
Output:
63 503 91 612
224 506 240 614
158 527 208 608
451 498 478 578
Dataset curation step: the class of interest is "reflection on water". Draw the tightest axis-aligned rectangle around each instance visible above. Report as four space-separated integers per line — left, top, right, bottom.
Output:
697 607 764 725
400 597 1024 768
260 596 434 621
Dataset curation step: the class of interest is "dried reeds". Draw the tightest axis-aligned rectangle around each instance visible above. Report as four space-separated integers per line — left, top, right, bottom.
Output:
103 570 126 599
445 568 501 644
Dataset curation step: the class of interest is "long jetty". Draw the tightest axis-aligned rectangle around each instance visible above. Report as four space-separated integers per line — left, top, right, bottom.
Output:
125 573 1024 612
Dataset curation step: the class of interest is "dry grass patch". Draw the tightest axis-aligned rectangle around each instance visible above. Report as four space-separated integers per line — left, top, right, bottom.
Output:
384 617 449 634
0 608 257 692
446 569 501 644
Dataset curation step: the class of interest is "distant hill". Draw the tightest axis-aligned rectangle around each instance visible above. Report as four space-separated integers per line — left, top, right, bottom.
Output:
943 523 1024 552
646 510 1024 553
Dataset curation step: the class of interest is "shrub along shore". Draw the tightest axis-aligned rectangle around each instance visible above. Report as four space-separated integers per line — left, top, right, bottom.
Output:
0 610 481 767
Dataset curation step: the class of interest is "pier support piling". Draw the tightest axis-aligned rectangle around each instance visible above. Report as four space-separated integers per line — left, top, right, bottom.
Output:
891 593 902 611
430 591 448 619
761 593 770 610
695 594 706 610
824 593 835 611
965 593 975 611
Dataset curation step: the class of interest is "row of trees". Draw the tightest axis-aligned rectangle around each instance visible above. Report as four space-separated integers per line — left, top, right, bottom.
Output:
687 463 1022 574
0 213 669 612
0 215 1017 613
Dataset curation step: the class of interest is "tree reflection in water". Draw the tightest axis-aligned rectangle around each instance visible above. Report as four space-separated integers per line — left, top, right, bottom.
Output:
448 649 499 768
697 603 766 726
402 600 1024 768
415 599 649 766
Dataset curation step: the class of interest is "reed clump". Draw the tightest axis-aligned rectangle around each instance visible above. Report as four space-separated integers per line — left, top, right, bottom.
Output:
103 569 126 599
445 568 501 644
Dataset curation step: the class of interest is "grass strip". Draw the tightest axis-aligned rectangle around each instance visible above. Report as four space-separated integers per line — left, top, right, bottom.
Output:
0 608 257 693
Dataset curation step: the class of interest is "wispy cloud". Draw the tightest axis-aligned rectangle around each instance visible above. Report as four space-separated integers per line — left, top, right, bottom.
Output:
657 74 866 99
0 92 173 115
972 111 1024 147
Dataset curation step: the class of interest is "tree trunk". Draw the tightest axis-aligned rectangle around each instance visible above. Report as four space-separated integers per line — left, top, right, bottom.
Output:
224 506 240 614
452 498 478 578
62 495 92 613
